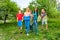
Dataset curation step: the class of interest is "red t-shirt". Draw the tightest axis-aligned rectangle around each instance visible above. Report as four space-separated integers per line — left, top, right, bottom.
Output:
16 13 24 20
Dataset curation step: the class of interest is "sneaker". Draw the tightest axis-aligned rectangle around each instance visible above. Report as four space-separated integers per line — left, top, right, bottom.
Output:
20 32 22 34
26 33 29 36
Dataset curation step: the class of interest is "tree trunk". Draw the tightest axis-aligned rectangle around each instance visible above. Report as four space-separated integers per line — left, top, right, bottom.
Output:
4 15 6 24
4 14 8 24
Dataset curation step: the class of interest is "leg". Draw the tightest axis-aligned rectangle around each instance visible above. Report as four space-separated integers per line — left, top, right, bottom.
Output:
42 19 44 28
18 20 22 34
33 21 35 32
25 20 30 36
25 21 27 33
20 27 22 33
18 27 20 33
35 20 38 34
45 19 48 30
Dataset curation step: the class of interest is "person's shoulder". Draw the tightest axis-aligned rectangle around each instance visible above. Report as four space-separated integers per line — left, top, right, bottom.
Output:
21 13 24 15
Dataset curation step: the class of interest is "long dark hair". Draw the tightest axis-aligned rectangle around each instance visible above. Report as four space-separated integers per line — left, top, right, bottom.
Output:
34 7 38 16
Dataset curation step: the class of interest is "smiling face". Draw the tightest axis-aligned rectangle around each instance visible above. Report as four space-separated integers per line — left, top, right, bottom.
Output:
35 8 37 12
26 8 30 12
18 10 22 14
41 9 45 13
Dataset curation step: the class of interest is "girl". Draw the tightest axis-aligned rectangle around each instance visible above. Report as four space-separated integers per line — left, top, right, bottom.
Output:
41 8 48 30
16 10 24 34
33 8 38 34
24 8 32 36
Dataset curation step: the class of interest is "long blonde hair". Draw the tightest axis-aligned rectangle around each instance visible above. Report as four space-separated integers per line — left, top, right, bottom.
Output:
26 8 31 12
24 8 31 16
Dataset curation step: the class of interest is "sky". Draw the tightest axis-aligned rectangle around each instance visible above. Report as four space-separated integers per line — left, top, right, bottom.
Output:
11 0 33 10
11 0 60 10
57 0 60 4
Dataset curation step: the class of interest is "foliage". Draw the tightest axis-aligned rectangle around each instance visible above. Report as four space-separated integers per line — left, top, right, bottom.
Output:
0 18 60 40
0 0 19 23
28 0 58 18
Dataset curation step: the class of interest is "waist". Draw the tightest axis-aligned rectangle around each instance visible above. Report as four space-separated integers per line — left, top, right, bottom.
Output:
24 16 30 18
24 16 30 20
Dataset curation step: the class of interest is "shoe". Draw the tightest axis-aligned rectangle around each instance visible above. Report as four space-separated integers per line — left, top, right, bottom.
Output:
26 33 29 36
20 32 22 34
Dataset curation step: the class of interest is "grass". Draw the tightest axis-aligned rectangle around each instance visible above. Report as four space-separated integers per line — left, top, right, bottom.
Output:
0 18 60 40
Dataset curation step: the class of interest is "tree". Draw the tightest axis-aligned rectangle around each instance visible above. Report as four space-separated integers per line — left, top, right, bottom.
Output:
0 0 19 23
57 3 60 10
28 0 57 18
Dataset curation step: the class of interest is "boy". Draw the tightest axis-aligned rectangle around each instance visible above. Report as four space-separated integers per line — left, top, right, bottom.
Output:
41 9 48 30
16 10 23 34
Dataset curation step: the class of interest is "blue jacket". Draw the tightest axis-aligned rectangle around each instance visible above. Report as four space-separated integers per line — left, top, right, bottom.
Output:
33 12 38 20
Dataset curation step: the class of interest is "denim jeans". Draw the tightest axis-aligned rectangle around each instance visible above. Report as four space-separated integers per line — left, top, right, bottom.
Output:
25 20 30 34
33 20 38 34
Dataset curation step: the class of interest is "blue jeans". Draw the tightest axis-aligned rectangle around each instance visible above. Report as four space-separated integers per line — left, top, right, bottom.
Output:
24 16 30 34
33 20 38 34
25 20 30 34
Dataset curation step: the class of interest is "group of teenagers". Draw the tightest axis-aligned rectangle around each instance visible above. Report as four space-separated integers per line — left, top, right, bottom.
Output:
16 7 48 36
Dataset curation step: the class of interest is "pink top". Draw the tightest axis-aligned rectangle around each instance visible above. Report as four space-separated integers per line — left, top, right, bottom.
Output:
24 12 31 16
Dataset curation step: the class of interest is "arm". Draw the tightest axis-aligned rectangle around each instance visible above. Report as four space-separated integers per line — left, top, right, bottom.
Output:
22 14 24 19
30 14 33 18
41 13 44 19
16 17 18 22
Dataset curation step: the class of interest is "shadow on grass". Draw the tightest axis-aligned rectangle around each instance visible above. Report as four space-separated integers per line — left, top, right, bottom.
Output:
0 22 17 28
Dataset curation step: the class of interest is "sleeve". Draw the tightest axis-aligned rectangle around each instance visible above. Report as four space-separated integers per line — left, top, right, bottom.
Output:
30 14 33 17
41 13 43 18
32 12 34 15
22 14 24 17
16 14 18 21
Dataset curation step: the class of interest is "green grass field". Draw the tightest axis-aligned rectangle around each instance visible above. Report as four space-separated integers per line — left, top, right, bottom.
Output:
0 18 60 40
